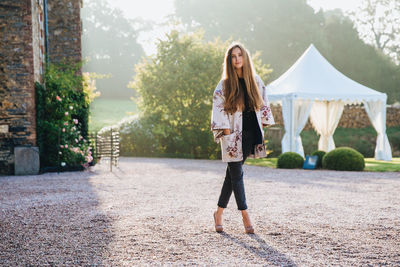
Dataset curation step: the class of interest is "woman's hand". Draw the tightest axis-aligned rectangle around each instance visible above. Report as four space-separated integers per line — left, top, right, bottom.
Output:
223 129 231 135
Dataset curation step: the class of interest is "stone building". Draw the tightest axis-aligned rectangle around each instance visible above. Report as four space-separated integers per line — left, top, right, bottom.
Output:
0 0 82 175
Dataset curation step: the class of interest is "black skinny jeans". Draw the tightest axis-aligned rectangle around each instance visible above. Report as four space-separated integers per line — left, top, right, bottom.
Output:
217 130 257 210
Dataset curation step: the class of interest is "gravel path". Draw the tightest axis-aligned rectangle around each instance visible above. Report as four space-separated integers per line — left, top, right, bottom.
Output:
1 157 399 266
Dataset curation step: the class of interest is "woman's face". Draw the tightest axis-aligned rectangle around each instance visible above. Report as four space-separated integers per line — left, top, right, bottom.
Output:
231 47 243 71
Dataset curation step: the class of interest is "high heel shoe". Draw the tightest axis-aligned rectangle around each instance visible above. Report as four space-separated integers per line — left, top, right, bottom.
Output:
243 219 254 234
213 212 223 233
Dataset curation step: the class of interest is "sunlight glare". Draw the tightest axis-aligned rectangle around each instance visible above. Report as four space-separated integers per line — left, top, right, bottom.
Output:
307 0 362 12
107 0 174 22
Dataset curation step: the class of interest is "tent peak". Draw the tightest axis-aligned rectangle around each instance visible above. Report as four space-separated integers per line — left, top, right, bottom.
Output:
266 43 386 103
305 43 317 53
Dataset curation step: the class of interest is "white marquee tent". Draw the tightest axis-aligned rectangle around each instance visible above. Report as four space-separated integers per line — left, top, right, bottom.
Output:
266 44 392 161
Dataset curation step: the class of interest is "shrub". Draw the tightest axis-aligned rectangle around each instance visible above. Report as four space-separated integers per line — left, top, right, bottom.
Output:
99 115 158 157
277 152 304 169
36 63 98 170
99 114 221 159
322 147 365 171
311 150 326 169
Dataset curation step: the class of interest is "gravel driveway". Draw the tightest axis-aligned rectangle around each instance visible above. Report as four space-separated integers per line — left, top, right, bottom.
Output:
1 157 399 266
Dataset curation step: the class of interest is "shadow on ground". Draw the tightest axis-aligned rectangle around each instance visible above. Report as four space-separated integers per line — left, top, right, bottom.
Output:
221 232 297 266
0 171 114 265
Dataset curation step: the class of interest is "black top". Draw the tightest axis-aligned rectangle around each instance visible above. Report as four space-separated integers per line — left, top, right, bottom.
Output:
239 78 263 145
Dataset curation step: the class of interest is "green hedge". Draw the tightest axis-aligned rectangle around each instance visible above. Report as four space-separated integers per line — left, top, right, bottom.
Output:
277 152 304 169
322 147 365 171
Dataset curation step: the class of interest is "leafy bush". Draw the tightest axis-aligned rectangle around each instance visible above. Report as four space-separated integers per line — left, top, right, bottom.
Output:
36 64 98 170
129 30 272 159
322 147 365 171
311 150 326 169
277 152 304 169
99 115 158 157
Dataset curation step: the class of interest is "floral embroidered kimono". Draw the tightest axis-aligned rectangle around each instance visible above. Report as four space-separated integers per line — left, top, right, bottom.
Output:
211 75 275 162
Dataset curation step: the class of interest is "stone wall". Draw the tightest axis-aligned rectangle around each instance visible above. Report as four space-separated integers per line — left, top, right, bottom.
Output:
270 104 400 130
0 0 82 174
0 0 39 174
32 0 45 82
47 0 82 65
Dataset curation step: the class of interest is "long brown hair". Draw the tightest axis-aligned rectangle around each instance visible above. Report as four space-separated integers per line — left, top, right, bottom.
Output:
222 43 263 113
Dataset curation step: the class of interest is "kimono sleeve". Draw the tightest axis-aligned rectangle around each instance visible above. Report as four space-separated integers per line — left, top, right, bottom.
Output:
210 81 230 142
257 76 275 126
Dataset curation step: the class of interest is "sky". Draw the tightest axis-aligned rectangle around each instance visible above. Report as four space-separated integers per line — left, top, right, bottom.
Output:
106 0 364 55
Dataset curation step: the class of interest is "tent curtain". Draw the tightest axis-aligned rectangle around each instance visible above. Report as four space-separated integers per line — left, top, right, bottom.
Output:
363 100 392 161
281 97 313 157
309 100 344 152
281 98 291 154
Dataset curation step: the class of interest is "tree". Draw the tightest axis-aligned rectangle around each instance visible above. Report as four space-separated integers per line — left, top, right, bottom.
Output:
349 0 400 64
173 0 400 103
322 9 400 103
81 0 147 98
174 0 325 79
130 31 272 158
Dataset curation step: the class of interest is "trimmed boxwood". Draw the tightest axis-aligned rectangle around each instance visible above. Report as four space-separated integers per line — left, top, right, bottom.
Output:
311 150 326 169
322 147 365 171
277 152 304 169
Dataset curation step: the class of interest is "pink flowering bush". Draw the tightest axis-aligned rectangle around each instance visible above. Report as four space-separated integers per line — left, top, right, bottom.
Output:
36 63 97 170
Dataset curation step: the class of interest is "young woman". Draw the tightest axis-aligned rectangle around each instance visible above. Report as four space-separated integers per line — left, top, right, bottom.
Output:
211 43 275 234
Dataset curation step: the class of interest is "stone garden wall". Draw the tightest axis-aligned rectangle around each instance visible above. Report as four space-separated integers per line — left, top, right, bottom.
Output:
47 0 82 65
0 0 82 174
0 0 39 174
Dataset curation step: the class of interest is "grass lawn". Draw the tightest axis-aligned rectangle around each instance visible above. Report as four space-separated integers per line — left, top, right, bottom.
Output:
246 158 277 168
364 157 400 172
89 98 138 132
246 157 400 172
